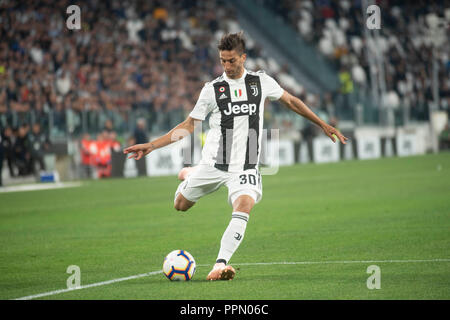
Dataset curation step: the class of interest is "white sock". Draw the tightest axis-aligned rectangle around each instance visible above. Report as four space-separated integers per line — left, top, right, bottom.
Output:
216 212 249 265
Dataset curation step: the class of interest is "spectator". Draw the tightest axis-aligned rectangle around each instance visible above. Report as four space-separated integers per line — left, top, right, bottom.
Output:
103 119 114 134
126 9 144 44
80 133 94 179
338 65 354 96
93 132 109 178
338 65 354 119
1 127 16 178
134 118 148 144
13 125 32 176
106 131 121 153
55 70 71 96
95 130 118 178
28 123 51 174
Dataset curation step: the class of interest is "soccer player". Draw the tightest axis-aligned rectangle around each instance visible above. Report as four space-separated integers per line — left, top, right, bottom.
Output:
124 32 348 281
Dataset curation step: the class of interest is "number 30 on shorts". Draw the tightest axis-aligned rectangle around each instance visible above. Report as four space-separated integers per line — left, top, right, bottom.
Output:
239 174 257 185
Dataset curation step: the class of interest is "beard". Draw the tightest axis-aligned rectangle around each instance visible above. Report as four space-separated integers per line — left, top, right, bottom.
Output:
225 67 242 79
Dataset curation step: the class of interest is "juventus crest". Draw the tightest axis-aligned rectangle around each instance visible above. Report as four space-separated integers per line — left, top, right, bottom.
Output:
249 82 258 96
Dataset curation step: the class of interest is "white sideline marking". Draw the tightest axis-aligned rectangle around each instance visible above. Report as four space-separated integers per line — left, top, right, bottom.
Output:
14 270 163 300
13 258 450 300
0 182 82 193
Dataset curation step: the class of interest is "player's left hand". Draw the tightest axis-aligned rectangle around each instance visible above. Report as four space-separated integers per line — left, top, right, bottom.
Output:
321 124 348 144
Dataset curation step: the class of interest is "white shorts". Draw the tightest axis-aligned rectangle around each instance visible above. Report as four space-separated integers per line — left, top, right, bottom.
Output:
174 164 263 206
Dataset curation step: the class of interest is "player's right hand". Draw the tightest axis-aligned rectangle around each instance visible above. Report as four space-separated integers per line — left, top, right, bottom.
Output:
123 143 152 160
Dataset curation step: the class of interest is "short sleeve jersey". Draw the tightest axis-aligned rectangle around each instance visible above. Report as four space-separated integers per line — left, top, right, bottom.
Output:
189 69 284 172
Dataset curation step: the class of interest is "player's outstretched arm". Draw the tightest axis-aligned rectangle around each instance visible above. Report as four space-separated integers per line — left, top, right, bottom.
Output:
123 116 199 160
279 90 348 144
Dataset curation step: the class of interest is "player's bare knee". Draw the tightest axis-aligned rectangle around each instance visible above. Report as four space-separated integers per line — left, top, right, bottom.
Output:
232 195 255 214
174 199 187 211
174 194 194 212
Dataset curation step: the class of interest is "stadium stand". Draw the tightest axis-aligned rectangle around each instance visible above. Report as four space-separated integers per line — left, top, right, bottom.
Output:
262 0 450 123
0 0 305 138
0 0 309 180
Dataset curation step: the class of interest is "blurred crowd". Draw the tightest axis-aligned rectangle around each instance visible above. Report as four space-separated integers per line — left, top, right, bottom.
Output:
1 0 448 134
0 0 218 135
264 0 450 119
0 0 306 138
0 0 301 180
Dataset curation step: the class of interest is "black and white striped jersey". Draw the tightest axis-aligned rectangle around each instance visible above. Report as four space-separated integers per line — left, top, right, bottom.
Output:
189 69 284 172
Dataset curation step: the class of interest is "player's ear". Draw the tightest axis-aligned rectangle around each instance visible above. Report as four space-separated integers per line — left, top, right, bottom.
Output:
241 53 247 63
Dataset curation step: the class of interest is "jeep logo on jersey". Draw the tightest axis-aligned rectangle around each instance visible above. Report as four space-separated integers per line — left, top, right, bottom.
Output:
223 102 257 116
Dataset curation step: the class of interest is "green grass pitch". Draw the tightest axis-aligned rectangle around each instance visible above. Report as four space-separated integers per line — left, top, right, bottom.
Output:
1 153 449 300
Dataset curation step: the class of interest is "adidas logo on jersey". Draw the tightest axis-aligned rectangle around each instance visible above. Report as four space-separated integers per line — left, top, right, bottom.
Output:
219 93 227 99
223 102 257 116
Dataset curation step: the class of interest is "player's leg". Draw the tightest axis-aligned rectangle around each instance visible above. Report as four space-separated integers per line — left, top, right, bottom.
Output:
173 164 223 212
206 193 256 281
216 193 255 265
174 166 198 211
207 169 262 281
231 194 255 213
174 192 196 212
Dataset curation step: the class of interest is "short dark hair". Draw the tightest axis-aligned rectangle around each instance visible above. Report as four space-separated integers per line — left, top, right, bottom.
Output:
217 31 246 55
